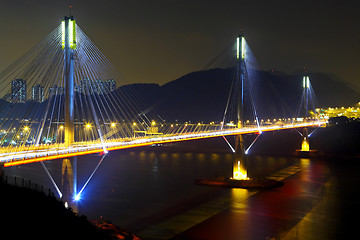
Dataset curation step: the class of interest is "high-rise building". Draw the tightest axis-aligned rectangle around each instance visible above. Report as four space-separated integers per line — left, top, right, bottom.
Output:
79 78 92 94
11 79 26 103
106 79 116 92
49 85 64 96
32 84 44 102
76 78 116 95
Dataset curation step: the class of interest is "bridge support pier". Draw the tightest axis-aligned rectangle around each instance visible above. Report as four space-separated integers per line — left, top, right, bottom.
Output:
233 134 248 180
296 127 320 157
300 128 310 152
61 157 78 213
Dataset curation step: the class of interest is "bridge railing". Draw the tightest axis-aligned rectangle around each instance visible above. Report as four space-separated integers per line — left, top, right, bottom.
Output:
0 120 327 165
1 175 55 198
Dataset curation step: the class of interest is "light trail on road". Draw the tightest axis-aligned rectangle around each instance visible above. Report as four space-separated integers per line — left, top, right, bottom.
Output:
1 121 326 167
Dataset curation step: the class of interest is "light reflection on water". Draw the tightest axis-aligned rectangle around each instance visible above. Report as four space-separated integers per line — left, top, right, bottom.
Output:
3 146 300 229
231 188 251 213
4 134 359 239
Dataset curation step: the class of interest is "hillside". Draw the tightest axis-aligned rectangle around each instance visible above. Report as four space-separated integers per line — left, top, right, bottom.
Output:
127 68 359 122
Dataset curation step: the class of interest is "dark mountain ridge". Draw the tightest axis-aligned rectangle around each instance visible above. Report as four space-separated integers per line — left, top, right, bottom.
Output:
0 68 358 123
130 68 359 122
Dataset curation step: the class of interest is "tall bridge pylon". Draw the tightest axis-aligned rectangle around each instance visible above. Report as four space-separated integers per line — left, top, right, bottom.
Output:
62 15 77 211
233 35 248 180
301 75 311 151
63 16 76 146
296 74 321 155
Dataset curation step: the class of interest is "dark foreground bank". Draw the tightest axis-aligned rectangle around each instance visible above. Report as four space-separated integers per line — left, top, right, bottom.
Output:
0 178 139 240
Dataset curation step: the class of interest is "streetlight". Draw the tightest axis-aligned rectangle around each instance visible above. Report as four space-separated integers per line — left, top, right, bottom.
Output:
58 125 64 144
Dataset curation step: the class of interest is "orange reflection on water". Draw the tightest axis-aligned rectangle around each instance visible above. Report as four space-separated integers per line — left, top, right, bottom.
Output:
231 188 250 213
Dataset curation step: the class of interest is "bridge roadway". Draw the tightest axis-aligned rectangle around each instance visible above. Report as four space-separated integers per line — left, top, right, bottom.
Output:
0 121 326 167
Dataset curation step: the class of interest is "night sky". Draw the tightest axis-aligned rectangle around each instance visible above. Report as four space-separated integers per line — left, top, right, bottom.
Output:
0 0 359 89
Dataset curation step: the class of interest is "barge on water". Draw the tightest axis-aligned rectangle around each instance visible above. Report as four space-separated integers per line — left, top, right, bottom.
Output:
195 177 284 189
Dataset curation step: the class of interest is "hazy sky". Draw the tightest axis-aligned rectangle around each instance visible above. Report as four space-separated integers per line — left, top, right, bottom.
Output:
0 0 359 89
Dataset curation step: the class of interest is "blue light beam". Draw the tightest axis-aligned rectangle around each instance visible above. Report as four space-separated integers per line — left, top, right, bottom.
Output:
74 154 107 201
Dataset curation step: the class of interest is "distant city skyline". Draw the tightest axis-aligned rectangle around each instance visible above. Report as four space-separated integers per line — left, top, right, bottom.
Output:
6 78 116 103
32 84 44 102
11 79 26 103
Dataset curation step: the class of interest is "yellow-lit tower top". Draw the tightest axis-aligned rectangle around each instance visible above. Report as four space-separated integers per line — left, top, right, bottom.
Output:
62 17 76 49
236 36 246 60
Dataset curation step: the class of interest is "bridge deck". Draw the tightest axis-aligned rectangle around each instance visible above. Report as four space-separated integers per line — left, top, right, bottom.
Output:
1 121 325 167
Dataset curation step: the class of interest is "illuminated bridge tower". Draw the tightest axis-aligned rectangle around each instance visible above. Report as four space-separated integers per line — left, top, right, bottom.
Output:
233 35 248 180
61 16 77 211
63 16 76 146
300 75 310 152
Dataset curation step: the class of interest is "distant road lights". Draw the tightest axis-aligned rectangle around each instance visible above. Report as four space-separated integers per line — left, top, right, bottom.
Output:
151 121 156 126
133 122 137 126
59 125 64 130
111 122 116 128
85 123 92 129
23 126 29 132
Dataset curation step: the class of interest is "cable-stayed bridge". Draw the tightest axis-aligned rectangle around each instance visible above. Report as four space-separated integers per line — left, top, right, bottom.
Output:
0 16 325 207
